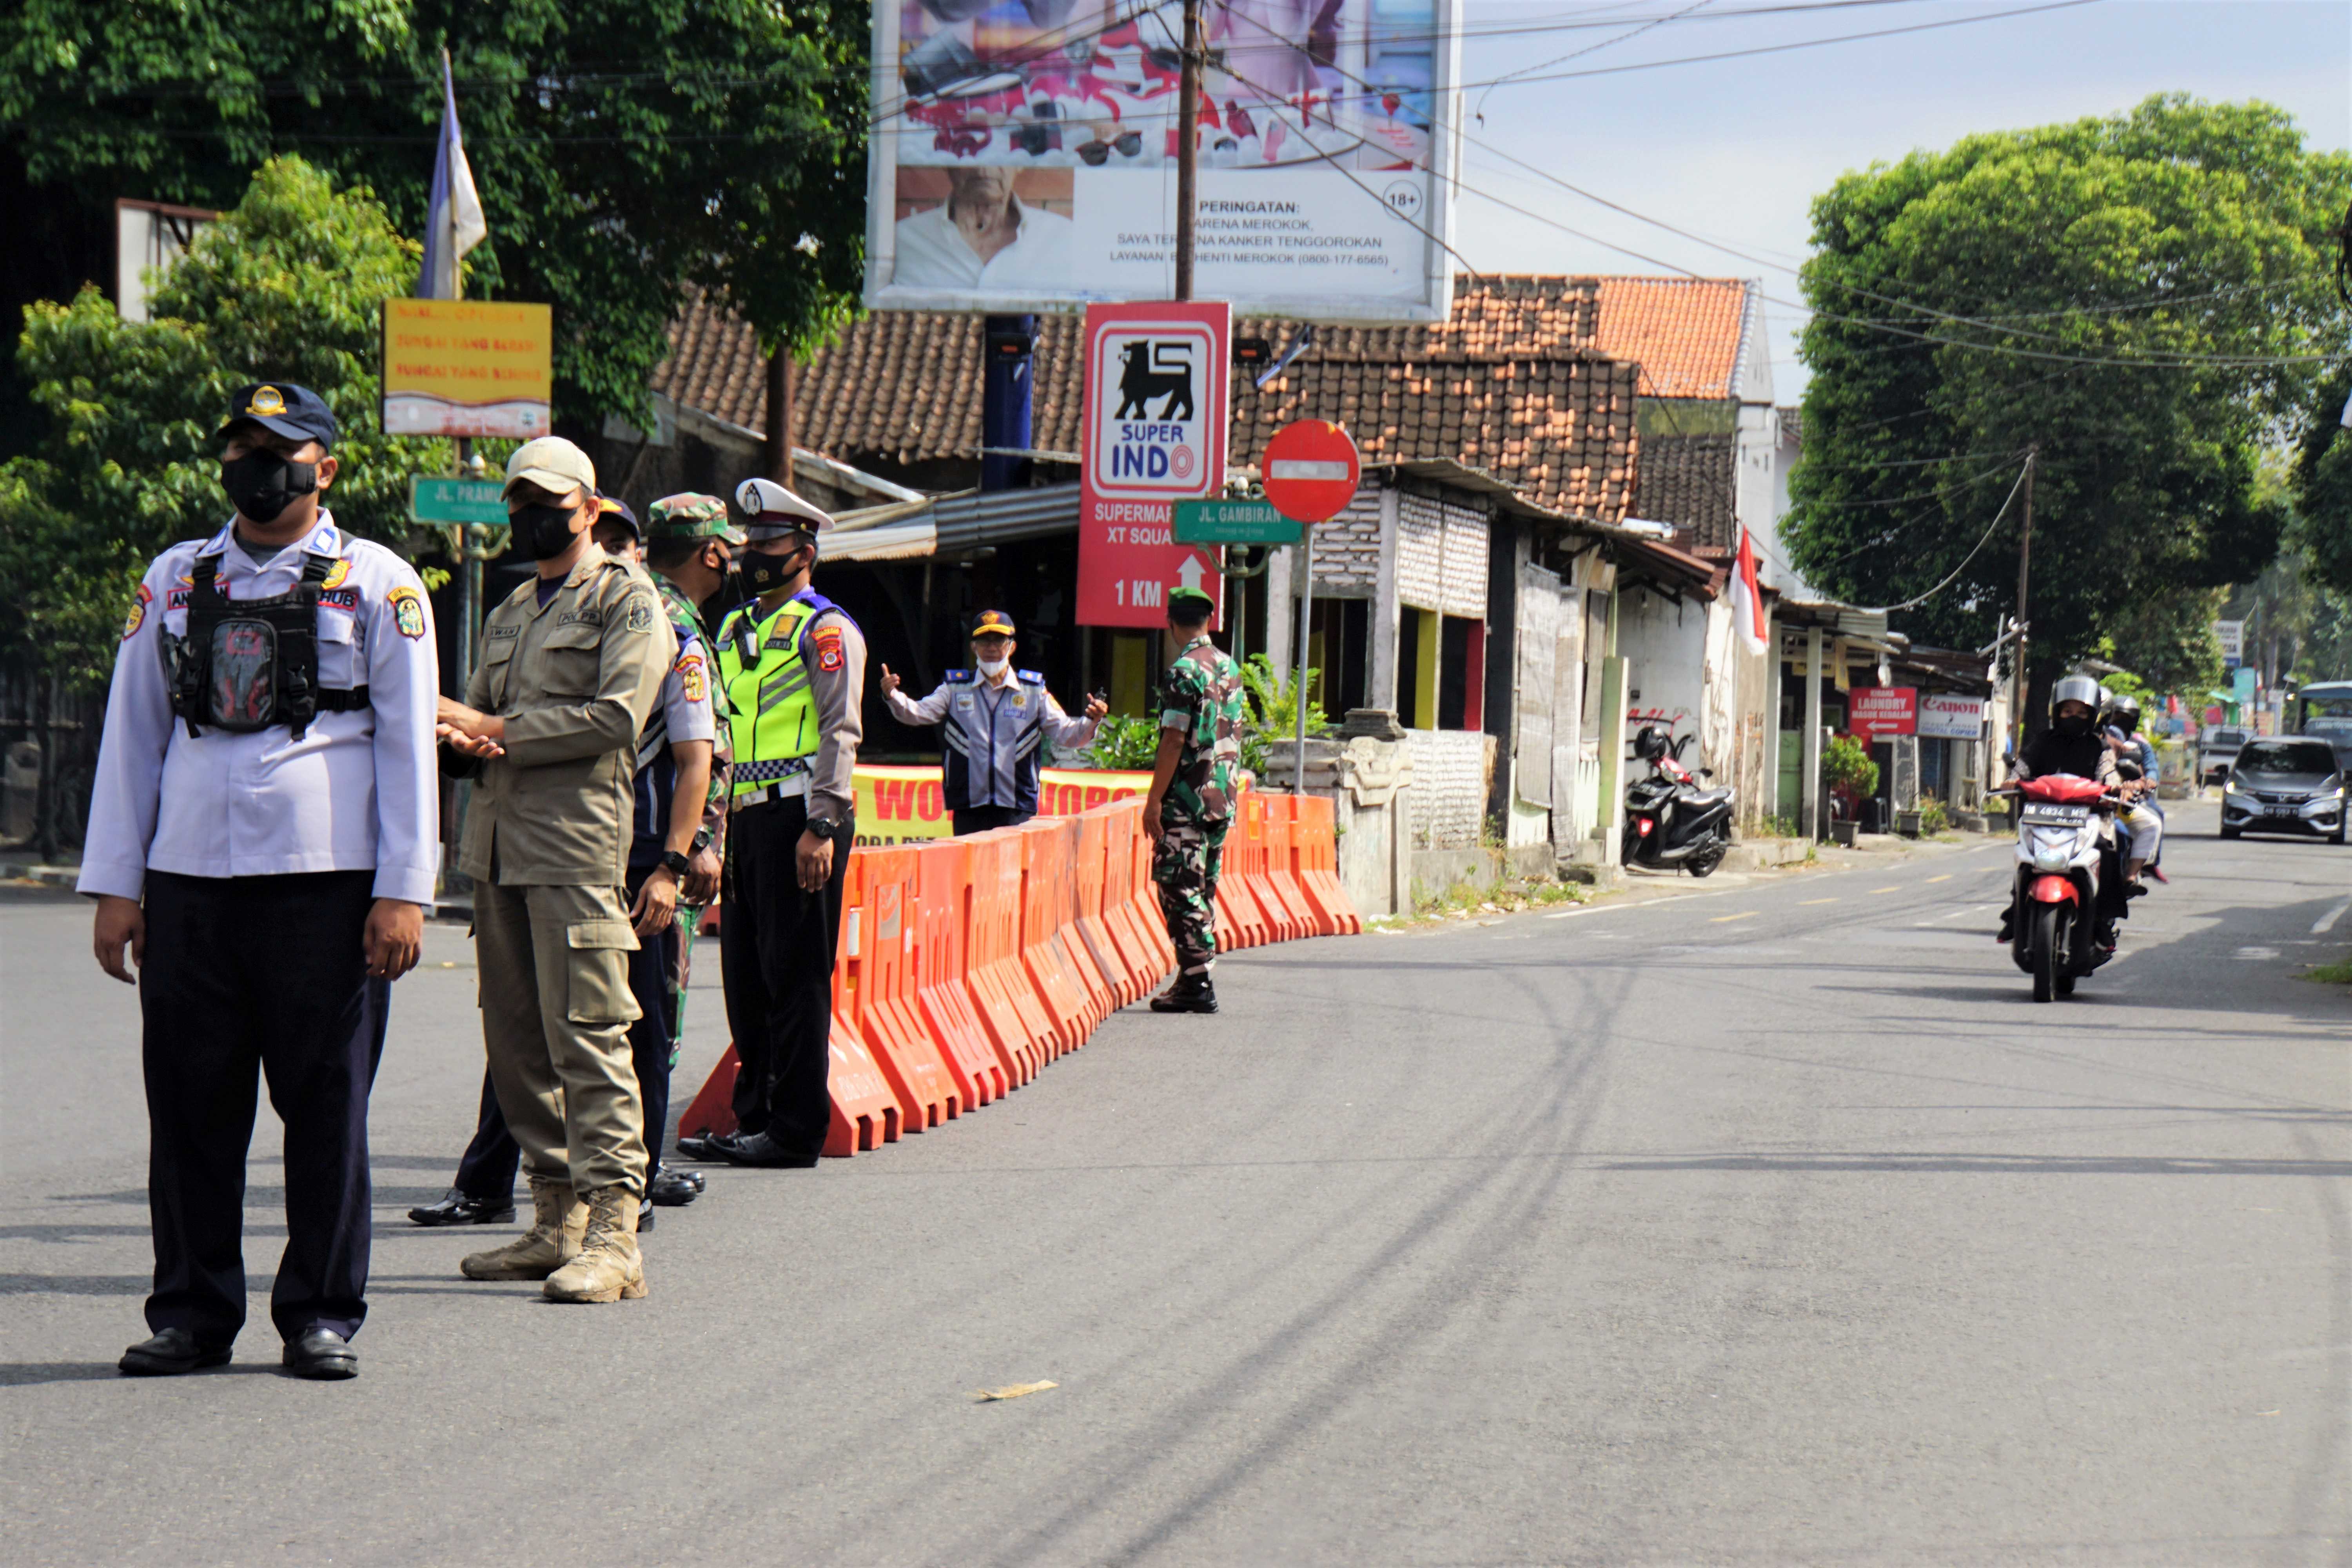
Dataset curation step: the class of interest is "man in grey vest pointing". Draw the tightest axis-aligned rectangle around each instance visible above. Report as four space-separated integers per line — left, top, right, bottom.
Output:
880 609 1106 834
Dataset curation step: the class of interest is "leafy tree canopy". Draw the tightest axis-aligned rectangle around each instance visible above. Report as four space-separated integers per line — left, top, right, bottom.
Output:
2288 364 2352 597
0 157 446 684
0 0 866 431
1786 95 2351 710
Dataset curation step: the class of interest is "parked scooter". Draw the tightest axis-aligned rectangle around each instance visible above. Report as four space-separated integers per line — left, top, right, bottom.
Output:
1993 772 2123 1002
1621 725 1736 877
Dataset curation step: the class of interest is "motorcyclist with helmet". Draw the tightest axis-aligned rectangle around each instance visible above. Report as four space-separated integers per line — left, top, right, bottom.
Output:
2000 674 2123 945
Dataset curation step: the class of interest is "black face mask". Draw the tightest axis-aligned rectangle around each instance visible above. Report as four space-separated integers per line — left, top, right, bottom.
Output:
740 546 808 598
2053 712 2093 737
512 503 581 560
220 450 318 526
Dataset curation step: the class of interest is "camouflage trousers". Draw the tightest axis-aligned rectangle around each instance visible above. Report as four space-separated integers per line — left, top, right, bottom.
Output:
1153 815 1230 976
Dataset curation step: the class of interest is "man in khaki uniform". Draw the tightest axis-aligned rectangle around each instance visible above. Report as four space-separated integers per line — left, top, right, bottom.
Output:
437 437 675 1303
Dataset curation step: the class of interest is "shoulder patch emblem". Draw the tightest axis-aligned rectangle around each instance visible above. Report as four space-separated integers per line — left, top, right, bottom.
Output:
122 583 152 641
626 596 655 633
812 623 845 673
677 652 708 704
388 584 427 641
319 559 351 591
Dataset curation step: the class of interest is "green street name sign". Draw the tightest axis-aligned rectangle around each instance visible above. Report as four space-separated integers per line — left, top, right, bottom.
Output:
409 476 506 526
1172 499 1301 545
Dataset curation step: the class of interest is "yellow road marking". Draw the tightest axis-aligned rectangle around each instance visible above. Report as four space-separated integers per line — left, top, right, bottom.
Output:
1926 874 1952 883
1799 897 1838 906
1869 886 1900 894
1710 911 1758 923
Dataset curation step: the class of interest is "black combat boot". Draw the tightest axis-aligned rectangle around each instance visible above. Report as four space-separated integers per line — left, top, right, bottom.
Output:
1150 974 1219 1014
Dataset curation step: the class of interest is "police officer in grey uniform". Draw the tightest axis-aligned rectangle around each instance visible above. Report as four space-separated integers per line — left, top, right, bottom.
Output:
82 382 439 1380
880 609 1106 833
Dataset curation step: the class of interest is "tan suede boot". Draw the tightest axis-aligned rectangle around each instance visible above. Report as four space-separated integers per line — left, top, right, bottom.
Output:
459 1177 586 1281
543 1185 646 1303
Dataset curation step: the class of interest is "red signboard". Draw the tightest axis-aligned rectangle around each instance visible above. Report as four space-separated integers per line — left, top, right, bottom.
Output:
1262 419 1361 523
1076 301 1229 629
1847 686 1918 740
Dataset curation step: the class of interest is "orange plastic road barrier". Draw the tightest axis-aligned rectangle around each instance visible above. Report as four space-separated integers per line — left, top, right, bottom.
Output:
1047 815 1120 1031
1123 800 1178 980
1069 809 1138 1009
675 1043 740 1141
1015 820 1096 1052
1216 795 1277 949
912 837 1008 1109
822 1025 902 1156
1090 800 1158 1003
1254 794 1322 940
846 846 961 1131
1290 793 1361 935
962 830 1055 1082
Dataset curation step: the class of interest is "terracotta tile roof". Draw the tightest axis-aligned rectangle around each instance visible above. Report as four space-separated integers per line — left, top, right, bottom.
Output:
649 276 1639 520
1590 277 1753 401
1629 432 1736 551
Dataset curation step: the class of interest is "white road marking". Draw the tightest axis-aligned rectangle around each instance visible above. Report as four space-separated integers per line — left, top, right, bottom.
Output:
2313 897 2351 935
2234 946 2279 960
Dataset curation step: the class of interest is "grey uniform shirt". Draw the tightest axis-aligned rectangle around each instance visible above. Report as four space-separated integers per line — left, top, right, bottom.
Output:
803 604 866 832
886 672 1099 808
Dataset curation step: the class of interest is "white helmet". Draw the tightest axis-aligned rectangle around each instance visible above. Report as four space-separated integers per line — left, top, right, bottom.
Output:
2051 673 2102 713
734 476 833 541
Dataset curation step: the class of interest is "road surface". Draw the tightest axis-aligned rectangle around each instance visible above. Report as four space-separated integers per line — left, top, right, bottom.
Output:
3 801 2346 1565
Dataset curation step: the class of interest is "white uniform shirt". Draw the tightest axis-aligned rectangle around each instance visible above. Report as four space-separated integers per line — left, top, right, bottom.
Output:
77 514 442 905
891 197 1075 290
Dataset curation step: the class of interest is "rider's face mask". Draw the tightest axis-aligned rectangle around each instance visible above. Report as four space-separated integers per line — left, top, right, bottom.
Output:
2053 706 2093 737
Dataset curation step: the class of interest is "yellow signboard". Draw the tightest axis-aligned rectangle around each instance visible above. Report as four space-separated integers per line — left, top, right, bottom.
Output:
381 298 552 439
850 764 1153 846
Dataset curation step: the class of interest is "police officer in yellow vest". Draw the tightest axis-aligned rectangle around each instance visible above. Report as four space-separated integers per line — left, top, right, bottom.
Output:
703 477 864 1167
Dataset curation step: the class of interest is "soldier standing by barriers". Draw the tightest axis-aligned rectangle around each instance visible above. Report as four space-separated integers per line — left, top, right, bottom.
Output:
680 476 865 1169
1141 585 1244 1015
878 608 1107 833
83 382 437 1380
436 437 674 1302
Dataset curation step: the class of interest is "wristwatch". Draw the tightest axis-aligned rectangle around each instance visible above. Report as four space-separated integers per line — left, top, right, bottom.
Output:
657 849 692 878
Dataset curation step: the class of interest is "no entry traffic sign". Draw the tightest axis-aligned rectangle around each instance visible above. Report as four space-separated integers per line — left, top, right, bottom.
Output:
1262 420 1361 523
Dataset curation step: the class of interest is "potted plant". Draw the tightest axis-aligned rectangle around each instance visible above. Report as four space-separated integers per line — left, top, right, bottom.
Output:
1822 736 1880 846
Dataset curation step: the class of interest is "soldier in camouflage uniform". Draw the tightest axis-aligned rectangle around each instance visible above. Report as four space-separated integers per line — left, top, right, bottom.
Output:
1143 585 1245 1014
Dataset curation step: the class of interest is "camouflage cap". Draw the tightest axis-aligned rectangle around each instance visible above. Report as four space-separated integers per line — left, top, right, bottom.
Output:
645 492 747 545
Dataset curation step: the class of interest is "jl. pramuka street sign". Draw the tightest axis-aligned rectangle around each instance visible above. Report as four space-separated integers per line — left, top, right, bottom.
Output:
1172 499 1301 545
409 476 506 526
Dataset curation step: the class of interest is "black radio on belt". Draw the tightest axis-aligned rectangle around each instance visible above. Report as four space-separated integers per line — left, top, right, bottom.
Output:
166 552 371 740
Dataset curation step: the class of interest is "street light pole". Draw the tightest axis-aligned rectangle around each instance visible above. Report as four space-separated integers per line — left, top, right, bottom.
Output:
2011 446 2037 748
1174 0 1201 301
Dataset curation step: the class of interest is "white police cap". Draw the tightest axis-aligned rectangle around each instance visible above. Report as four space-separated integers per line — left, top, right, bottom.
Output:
735 476 833 540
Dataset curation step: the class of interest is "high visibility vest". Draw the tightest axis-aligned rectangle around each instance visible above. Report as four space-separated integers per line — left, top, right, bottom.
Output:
714 590 838 797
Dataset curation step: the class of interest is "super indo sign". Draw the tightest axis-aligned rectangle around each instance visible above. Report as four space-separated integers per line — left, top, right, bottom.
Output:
1076 301 1229 628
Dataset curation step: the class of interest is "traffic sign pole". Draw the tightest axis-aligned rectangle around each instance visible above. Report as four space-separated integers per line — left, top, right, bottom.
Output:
1294 526 1313 795
1259 421 1362 795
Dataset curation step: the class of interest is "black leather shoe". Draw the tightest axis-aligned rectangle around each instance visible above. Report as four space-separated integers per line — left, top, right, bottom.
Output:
119 1327 232 1377
283 1327 358 1381
721 1131 820 1168
1150 976 1219 1014
648 1167 703 1207
407 1187 517 1227
675 1130 740 1162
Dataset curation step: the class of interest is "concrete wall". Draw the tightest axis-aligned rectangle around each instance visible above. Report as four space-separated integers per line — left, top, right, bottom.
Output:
1402 728 1492 848
1617 582 1708 762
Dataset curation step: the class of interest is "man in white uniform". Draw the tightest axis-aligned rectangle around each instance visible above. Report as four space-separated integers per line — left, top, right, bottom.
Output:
893 166 1074 290
81 381 437 1381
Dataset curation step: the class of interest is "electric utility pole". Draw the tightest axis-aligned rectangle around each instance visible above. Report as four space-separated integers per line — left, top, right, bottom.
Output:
1173 0 1202 300
2011 446 2037 748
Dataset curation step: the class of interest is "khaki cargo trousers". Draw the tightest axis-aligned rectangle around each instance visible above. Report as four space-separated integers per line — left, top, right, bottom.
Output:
474 881 650 1198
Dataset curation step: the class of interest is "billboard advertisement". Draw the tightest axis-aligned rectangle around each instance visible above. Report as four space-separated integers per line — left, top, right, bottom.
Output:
864 0 1458 321
1076 300 1229 628
381 299 552 438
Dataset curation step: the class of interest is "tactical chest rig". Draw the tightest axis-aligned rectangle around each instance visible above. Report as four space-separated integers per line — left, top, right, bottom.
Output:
167 552 372 739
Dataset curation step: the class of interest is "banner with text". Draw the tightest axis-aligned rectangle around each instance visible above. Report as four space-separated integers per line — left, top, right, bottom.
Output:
863 0 1457 322
852 764 1154 845
1847 686 1918 741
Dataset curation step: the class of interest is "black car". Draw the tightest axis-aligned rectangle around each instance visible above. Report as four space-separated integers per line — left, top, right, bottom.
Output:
2219 739 2347 843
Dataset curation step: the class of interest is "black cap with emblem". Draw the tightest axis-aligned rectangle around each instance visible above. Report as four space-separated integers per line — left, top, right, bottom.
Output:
218 382 340 450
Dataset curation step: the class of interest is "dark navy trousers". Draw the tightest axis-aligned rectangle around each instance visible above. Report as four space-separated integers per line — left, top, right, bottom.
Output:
139 870 387 1345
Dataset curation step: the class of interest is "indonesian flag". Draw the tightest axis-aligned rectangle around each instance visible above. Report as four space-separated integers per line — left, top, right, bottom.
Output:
1731 527 1769 654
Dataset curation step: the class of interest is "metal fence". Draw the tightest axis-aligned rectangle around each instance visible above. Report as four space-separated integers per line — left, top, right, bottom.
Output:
0 661 104 862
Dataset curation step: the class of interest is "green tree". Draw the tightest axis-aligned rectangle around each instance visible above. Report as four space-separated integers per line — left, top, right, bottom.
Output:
0 0 866 434
2288 365 2352 596
1787 95 2351 723
0 157 446 686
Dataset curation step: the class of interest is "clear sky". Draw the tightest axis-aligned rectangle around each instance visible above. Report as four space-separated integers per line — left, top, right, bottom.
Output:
1445 0 2351 401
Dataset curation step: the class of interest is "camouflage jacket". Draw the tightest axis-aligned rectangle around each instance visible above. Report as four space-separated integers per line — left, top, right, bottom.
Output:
657 573 732 857
1157 634 1244 823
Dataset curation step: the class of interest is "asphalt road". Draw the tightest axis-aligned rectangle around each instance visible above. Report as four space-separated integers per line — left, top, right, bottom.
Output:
4 800 2347 1566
